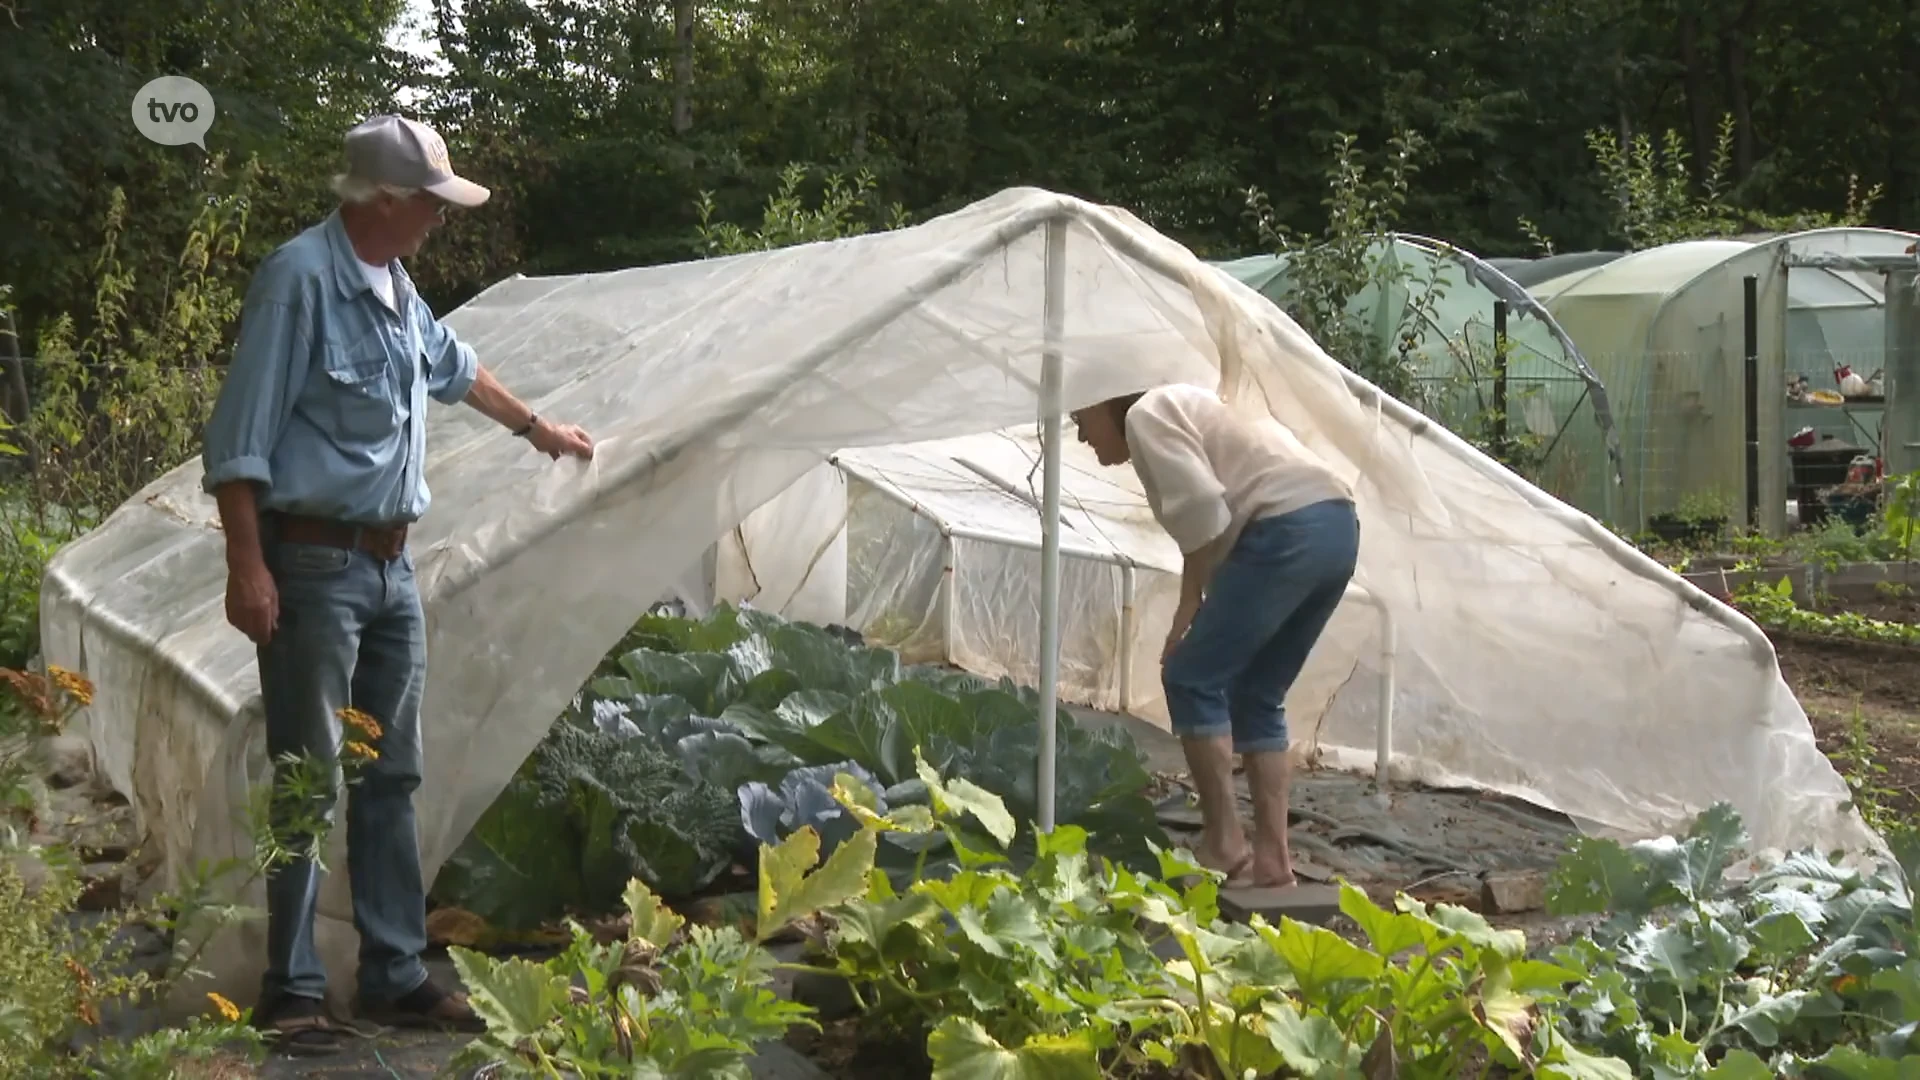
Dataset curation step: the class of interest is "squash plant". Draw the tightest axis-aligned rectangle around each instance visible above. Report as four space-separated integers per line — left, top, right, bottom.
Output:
446 826 876 1077
795 755 1638 1079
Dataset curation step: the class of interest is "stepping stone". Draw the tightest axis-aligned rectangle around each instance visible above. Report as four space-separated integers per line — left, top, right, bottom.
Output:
1218 883 1343 926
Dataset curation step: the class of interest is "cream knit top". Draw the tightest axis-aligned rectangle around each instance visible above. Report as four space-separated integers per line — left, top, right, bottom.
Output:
1124 383 1353 556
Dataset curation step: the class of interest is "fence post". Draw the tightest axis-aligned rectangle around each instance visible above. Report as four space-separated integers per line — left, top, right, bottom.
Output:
1744 275 1759 530
1492 300 1510 465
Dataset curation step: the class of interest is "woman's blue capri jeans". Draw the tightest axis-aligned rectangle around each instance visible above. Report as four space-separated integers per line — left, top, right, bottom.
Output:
1162 498 1360 754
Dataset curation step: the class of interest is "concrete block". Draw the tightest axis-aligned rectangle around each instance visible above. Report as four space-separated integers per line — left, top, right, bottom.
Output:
1218 883 1343 926
1480 870 1550 914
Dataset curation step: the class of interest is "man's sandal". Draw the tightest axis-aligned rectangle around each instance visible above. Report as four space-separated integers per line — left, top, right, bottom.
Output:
253 994 348 1057
357 977 486 1033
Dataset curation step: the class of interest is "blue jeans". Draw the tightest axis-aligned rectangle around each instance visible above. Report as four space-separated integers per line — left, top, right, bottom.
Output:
257 532 430 1007
1163 499 1360 754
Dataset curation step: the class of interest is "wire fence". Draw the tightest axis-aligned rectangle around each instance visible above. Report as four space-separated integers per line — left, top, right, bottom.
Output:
1561 346 1897 536
1409 369 1613 522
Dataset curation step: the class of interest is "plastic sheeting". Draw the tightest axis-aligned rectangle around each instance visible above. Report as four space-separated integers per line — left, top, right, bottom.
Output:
39 187 1879 1020
833 431 1184 721
1523 228 1920 530
1215 237 1624 525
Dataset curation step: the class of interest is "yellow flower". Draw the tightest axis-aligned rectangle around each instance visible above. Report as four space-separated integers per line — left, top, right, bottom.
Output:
344 740 380 761
337 706 384 740
47 664 94 706
207 992 242 1022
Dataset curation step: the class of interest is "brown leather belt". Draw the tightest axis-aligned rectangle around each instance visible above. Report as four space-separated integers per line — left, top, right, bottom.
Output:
269 513 409 560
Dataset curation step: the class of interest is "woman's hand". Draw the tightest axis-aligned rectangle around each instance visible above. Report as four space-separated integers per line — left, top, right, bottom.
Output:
1163 604 1197 663
1164 542 1218 663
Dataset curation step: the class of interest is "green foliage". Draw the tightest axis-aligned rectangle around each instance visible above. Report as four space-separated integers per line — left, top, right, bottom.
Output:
1244 131 1436 406
1786 520 1891 575
790 762 1623 1078
1583 114 1883 252
447 837 847 1078
1877 473 1920 565
24 165 252 513
434 604 1167 930
434 716 740 931
1824 707 1917 852
1648 469 1920 593
0 162 256 668
1242 131 1557 481
0 669 397 1076
695 163 910 257
449 760 1920 1079
631 605 1164 861
1546 802 1920 1076
1735 577 1920 648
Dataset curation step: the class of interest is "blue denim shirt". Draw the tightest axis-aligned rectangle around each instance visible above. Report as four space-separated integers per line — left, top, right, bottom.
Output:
200 211 479 524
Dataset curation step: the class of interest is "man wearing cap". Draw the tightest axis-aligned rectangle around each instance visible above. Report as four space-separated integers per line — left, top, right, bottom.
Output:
200 114 594 1054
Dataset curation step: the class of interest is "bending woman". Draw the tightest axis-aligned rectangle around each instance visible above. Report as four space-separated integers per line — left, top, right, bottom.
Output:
1073 383 1358 888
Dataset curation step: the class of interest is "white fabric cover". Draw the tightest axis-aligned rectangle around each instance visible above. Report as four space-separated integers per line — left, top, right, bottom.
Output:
37 187 1877 1018
833 430 1185 722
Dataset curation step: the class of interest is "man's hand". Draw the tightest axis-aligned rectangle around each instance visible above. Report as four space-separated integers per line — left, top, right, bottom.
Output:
227 559 279 645
528 418 595 461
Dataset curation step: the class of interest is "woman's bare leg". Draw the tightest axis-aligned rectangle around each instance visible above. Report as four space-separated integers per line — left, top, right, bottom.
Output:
1180 734 1250 875
1243 749 1296 887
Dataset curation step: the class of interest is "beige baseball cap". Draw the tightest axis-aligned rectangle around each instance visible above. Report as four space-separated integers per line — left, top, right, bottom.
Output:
343 114 490 207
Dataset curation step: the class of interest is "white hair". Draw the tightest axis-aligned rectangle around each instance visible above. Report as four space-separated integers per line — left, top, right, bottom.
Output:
332 173 422 205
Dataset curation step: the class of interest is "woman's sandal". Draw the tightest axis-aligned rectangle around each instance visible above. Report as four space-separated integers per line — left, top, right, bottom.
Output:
1177 851 1255 890
253 994 349 1057
357 977 486 1033
1219 852 1257 889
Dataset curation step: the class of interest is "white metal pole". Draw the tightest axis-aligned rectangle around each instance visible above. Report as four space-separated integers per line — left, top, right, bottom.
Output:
942 535 958 662
1036 217 1068 834
1372 591 1397 806
1118 564 1136 712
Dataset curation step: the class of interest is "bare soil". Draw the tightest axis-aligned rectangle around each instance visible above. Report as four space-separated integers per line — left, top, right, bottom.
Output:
1769 593 1920 825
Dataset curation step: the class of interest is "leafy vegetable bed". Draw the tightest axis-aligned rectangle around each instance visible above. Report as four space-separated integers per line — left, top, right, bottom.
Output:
1736 577 1920 649
431 603 1166 930
447 760 1920 1079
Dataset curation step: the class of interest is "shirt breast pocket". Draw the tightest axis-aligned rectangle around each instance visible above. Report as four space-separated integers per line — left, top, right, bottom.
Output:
320 344 405 441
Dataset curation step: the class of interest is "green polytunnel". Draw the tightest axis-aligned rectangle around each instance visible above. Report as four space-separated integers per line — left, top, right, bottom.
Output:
1214 235 1623 523
1520 227 1920 533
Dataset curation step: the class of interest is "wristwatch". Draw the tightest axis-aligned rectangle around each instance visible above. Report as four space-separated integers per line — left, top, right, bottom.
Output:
514 413 539 438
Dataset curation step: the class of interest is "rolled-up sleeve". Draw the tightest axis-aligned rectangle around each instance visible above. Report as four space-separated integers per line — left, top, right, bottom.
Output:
420 311 478 405
1127 399 1231 554
200 262 316 494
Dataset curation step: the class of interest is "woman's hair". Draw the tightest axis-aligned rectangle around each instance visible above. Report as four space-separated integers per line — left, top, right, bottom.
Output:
1103 391 1146 427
